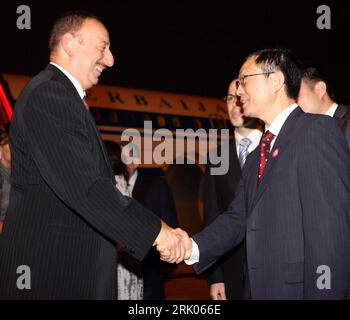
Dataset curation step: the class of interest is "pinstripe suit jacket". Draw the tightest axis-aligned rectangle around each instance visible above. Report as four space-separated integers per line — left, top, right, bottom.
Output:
0 64 160 299
193 107 350 299
334 104 350 149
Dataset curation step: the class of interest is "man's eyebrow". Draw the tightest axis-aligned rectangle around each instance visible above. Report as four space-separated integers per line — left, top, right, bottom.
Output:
98 39 110 46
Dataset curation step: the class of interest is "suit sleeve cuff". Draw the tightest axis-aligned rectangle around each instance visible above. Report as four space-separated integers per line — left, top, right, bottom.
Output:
185 238 199 265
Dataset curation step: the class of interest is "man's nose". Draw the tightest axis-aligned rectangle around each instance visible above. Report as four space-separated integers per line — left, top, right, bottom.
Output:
104 48 114 67
236 82 244 96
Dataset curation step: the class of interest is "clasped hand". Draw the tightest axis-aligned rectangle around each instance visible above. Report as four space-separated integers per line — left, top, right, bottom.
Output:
153 220 192 264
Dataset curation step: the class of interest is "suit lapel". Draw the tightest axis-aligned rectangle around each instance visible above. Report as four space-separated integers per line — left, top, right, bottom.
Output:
227 140 240 181
248 107 303 215
86 113 115 178
245 148 260 213
47 64 114 179
334 105 348 127
229 138 238 163
46 64 85 107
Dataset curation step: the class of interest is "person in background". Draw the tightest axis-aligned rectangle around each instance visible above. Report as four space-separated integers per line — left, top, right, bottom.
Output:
298 67 350 148
0 127 11 234
104 140 143 300
204 79 263 300
121 142 178 300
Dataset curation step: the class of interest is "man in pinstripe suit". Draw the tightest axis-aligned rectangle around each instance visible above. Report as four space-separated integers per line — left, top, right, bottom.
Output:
0 11 185 299
168 49 350 299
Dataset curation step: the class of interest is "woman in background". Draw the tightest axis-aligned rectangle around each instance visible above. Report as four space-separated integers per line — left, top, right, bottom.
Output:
104 140 143 300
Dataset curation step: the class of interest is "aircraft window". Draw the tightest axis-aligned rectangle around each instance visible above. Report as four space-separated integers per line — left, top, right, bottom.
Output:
209 115 227 130
194 118 202 130
108 111 118 124
157 115 166 127
172 117 181 129
92 110 102 122
125 111 141 126
144 114 151 121
215 119 225 130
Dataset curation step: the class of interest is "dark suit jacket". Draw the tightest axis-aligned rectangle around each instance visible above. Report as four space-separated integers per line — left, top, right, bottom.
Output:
132 172 178 300
334 104 350 149
0 65 161 299
193 107 350 299
204 140 245 299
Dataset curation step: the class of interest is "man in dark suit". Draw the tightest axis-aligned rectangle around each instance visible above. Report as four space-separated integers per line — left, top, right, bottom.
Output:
298 67 350 148
0 11 184 299
166 48 350 299
204 79 262 300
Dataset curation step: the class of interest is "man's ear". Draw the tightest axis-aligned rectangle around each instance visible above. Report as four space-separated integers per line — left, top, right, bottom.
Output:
61 33 76 56
272 70 285 93
314 81 327 99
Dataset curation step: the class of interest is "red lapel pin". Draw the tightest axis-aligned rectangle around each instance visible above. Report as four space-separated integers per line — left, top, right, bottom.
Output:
272 148 280 158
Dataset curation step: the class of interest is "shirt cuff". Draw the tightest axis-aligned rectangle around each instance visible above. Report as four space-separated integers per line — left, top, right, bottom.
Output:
184 238 199 265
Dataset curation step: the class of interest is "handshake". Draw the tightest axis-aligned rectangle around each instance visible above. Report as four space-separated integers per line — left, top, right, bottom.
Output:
154 220 193 263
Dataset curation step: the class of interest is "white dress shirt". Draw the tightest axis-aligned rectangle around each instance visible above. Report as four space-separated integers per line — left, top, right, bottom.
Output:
185 103 299 265
325 103 338 117
127 170 138 197
265 103 298 151
50 62 86 99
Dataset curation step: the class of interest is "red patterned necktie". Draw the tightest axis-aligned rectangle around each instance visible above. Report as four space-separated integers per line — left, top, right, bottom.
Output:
257 130 275 185
82 96 89 110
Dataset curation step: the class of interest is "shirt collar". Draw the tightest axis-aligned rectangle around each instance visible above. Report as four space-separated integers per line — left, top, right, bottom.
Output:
235 129 263 156
325 103 338 117
50 62 86 99
266 103 298 137
235 129 262 145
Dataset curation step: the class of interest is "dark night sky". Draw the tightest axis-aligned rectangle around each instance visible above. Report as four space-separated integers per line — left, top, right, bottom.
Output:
1 1 350 102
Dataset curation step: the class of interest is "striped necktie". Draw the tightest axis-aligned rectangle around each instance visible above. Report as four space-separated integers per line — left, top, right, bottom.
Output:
238 137 252 168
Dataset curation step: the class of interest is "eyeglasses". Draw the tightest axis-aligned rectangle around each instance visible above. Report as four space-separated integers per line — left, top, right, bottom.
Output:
237 71 275 87
223 94 237 103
